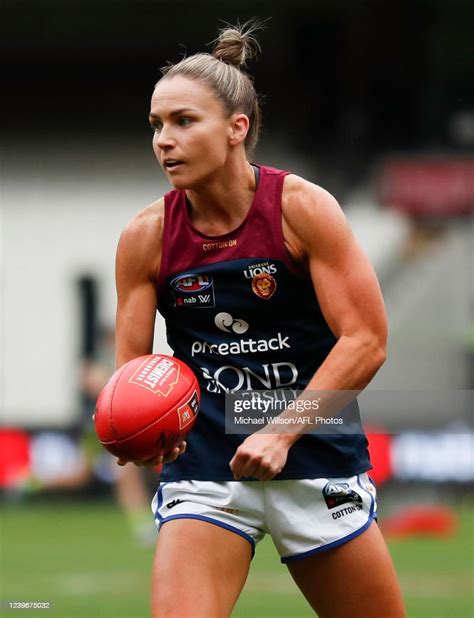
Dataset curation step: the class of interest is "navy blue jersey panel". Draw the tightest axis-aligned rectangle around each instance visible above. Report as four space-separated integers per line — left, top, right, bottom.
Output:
158 257 371 481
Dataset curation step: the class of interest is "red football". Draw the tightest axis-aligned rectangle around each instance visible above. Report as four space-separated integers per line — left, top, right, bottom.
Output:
94 354 200 461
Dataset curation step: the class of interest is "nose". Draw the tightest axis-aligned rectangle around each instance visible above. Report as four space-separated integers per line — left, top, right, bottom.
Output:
154 124 176 150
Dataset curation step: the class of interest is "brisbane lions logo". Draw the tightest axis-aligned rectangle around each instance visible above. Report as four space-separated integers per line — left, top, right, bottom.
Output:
251 273 277 300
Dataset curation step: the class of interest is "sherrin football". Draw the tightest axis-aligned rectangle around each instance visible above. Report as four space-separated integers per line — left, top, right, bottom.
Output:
94 354 200 461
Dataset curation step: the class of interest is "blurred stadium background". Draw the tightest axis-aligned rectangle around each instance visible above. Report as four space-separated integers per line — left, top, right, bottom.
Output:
1 1 473 616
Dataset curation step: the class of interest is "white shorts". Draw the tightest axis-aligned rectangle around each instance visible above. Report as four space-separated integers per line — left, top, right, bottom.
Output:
152 473 377 563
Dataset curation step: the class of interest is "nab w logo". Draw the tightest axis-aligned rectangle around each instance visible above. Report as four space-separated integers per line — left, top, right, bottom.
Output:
214 312 249 334
171 272 216 309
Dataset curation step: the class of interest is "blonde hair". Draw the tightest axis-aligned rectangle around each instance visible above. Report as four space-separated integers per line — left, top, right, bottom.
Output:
158 21 263 156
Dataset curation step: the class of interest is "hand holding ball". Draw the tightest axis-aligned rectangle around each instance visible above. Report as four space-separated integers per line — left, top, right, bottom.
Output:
94 354 200 462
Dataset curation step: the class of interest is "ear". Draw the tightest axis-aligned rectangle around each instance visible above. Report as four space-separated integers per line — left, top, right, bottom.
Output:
228 113 250 147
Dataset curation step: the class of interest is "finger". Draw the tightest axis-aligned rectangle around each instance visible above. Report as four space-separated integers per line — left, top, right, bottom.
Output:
242 457 281 481
160 441 187 464
229 460 242 480
230 449 260 479
142 455 164 467
229 452 248 480
246 460 274 481
162 447 181 464
234 456 260 480
258 466 281 482
259 458 282 481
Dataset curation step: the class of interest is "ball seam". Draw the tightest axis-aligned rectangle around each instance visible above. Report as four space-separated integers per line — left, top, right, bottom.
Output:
108 361 133 440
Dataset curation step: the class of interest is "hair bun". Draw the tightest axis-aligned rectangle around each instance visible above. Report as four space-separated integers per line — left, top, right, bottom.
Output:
212 22 261 68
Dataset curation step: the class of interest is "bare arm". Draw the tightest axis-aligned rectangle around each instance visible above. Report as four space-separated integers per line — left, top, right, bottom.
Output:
115 202 163 368
282 174 387 394
114 199 186 466
230 175 387 480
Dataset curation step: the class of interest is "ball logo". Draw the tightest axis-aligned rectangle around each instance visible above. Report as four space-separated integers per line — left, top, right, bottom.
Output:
177 390 199 429
214 312 249 334
171 274 212 293
129 356 179 397
252 273 277 300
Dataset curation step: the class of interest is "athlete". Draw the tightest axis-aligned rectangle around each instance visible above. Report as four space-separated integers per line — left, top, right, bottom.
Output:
115 22 406 618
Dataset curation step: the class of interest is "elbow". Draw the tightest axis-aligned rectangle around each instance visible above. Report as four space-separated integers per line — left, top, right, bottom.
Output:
356 334 387 376
366 330 387 373
372 342 387 372
340 329 388 380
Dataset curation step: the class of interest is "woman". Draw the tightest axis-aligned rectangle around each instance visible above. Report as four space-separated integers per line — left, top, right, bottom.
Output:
115 22 405 618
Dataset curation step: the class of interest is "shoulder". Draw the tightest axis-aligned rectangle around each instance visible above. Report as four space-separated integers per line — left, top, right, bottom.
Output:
281 174 353 260
116 198 165 277
119 198 164 251
282 174 344 225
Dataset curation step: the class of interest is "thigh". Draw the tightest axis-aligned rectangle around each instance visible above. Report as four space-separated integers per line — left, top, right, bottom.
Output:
287 522 406 618
152 518 252 618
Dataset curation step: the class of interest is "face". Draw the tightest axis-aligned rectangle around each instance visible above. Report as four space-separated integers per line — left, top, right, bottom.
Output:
150 76 244 189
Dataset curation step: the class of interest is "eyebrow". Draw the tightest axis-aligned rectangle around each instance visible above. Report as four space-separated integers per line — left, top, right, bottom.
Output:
149 108 197 120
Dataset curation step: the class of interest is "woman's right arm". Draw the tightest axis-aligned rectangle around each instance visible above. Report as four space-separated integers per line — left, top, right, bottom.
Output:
114 199 185 466
115 200 164 369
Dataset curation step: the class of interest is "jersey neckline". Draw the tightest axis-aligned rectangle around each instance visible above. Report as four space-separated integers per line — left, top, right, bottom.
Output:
181 163 264 241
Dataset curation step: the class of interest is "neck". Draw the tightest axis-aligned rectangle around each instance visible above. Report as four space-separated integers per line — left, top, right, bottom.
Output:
185 158 257 236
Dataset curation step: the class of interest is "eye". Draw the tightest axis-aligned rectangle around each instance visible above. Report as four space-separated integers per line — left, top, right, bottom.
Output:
178 117 192 127
150 120 163 132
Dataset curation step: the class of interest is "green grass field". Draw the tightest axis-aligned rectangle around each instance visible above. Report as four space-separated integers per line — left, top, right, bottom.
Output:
1 498 473 617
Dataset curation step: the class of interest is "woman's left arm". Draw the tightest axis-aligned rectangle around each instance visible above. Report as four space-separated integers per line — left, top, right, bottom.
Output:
230 175 387 481
282 174 388 392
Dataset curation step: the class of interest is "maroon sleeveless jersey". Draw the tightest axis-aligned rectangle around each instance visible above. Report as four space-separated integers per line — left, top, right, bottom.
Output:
156 164 371 481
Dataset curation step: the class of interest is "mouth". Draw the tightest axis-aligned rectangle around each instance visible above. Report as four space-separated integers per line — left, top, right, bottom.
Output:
163 159 185 170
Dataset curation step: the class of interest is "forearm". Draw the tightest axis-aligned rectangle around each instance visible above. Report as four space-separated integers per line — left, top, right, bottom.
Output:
115 286 158 368
278 334 386 447
115 320 154 369
307 334 386 392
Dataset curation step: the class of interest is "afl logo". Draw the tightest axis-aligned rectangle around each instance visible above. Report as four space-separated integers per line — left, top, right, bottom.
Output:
322 482 362 510
252 273 277 300
171 274 213 293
